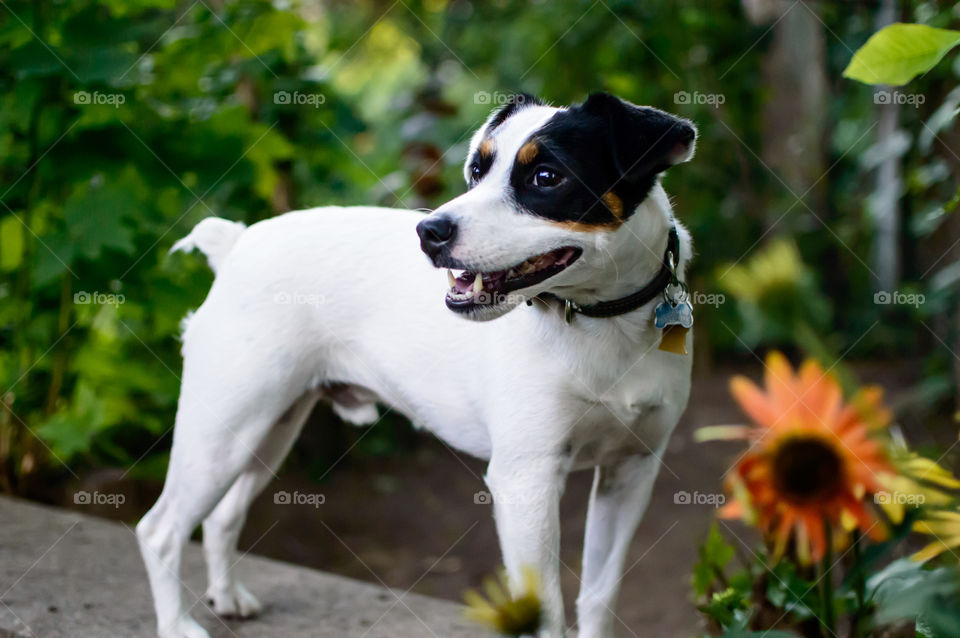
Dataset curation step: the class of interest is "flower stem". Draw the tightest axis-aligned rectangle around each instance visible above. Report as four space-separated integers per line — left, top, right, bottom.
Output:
817 522 836 638
851 531 866 638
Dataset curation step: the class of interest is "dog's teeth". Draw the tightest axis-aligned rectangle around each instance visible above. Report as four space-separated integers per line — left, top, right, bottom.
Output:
507 269 517 278
447 270 456 288
520 262 536 274
473 273 483 294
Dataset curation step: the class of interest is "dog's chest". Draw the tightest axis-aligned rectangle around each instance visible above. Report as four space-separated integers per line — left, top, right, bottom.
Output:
566 353 690 467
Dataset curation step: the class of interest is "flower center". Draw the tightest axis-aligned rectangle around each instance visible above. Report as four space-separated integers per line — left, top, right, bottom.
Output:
770 437 843 504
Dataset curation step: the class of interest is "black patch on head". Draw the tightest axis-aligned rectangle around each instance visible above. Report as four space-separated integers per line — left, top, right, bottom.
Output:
486 93 545 133
508 92 696 227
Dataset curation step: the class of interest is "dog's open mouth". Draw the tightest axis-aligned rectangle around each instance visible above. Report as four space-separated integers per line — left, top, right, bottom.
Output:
445 246 581 311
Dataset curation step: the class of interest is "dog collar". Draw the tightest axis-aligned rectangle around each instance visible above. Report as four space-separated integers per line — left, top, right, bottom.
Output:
537 226 680 322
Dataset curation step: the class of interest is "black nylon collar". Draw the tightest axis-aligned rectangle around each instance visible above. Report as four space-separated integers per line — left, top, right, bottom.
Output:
538 226 680 320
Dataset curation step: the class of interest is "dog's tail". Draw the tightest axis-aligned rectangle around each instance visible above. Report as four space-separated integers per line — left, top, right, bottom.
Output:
169 217 246 274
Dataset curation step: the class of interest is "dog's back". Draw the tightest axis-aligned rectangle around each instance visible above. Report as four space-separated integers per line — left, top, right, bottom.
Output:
169 206 499 455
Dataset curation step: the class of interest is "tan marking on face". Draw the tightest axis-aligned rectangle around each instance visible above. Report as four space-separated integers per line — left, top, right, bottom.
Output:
548 219 622 233
602 191 624 219
517 140 539 164
479 138 495 158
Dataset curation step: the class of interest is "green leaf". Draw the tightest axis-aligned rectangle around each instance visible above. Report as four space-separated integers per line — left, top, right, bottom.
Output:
63 173 142 260
868 557 960 635
698 587 749 629
34 382 107 461
844 23 960 86
0 215 25 271
945 184 960 213
31 231 76 287
693 523 736 596
7 40 70 79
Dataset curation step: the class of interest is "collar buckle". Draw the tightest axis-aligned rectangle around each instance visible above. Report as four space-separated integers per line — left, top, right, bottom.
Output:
564 299 581 323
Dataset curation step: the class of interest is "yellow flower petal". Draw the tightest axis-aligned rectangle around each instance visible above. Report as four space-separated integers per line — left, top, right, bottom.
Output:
910 534 960 563
906 456 960 489
795 519 811 565
841 508 863 530
911 540 953 563
483 576 508 608
880 500 905 525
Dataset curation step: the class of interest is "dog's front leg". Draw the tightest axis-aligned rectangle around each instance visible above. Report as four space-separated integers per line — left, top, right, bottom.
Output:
486 451 568 637
576 452 663 638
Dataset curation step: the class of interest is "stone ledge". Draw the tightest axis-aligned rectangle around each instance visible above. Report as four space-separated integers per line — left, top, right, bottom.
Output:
0 496 493 638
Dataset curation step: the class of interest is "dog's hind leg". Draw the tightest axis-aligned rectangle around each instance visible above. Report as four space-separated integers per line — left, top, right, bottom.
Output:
202 390 319 618
575 452 663 638
137 333 312 638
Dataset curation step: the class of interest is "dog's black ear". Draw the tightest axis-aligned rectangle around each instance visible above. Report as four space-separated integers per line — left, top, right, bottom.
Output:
582 92 697 183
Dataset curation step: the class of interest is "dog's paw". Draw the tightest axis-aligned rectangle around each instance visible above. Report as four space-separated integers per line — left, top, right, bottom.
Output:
206 582 263 618
159 616 211 638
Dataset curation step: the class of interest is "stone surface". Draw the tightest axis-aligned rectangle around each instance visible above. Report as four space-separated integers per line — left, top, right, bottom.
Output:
0 496 493 638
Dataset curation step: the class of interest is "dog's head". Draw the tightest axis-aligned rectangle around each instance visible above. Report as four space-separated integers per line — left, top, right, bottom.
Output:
416 92 696 320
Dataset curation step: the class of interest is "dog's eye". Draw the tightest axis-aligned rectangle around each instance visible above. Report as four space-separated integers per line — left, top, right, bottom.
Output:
469 165 482 184
530 167 563 188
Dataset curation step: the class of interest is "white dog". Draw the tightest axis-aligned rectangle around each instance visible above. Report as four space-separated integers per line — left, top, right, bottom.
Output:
137 92 697 638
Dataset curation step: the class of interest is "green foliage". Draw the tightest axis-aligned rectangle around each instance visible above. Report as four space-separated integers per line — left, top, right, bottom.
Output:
868 558 960 637
0 0 366 488
700 587 751 630
718 240 831 347
693 523 737 597
694 525 960 637
844 23 960 86
693 525 821 636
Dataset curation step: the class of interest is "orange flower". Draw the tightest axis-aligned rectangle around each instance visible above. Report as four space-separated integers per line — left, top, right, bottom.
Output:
720 352 893 564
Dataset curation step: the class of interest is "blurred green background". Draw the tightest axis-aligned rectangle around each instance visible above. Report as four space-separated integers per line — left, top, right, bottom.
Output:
1 0 960 632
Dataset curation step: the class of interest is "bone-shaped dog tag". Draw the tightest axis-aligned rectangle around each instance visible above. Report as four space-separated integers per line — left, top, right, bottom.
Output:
654 300 694 330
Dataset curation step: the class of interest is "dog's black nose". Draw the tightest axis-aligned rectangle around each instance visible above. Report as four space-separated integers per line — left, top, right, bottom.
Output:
416 215 457 260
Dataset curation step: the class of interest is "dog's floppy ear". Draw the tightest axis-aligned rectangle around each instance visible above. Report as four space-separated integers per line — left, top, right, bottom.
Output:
583 92 697 183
